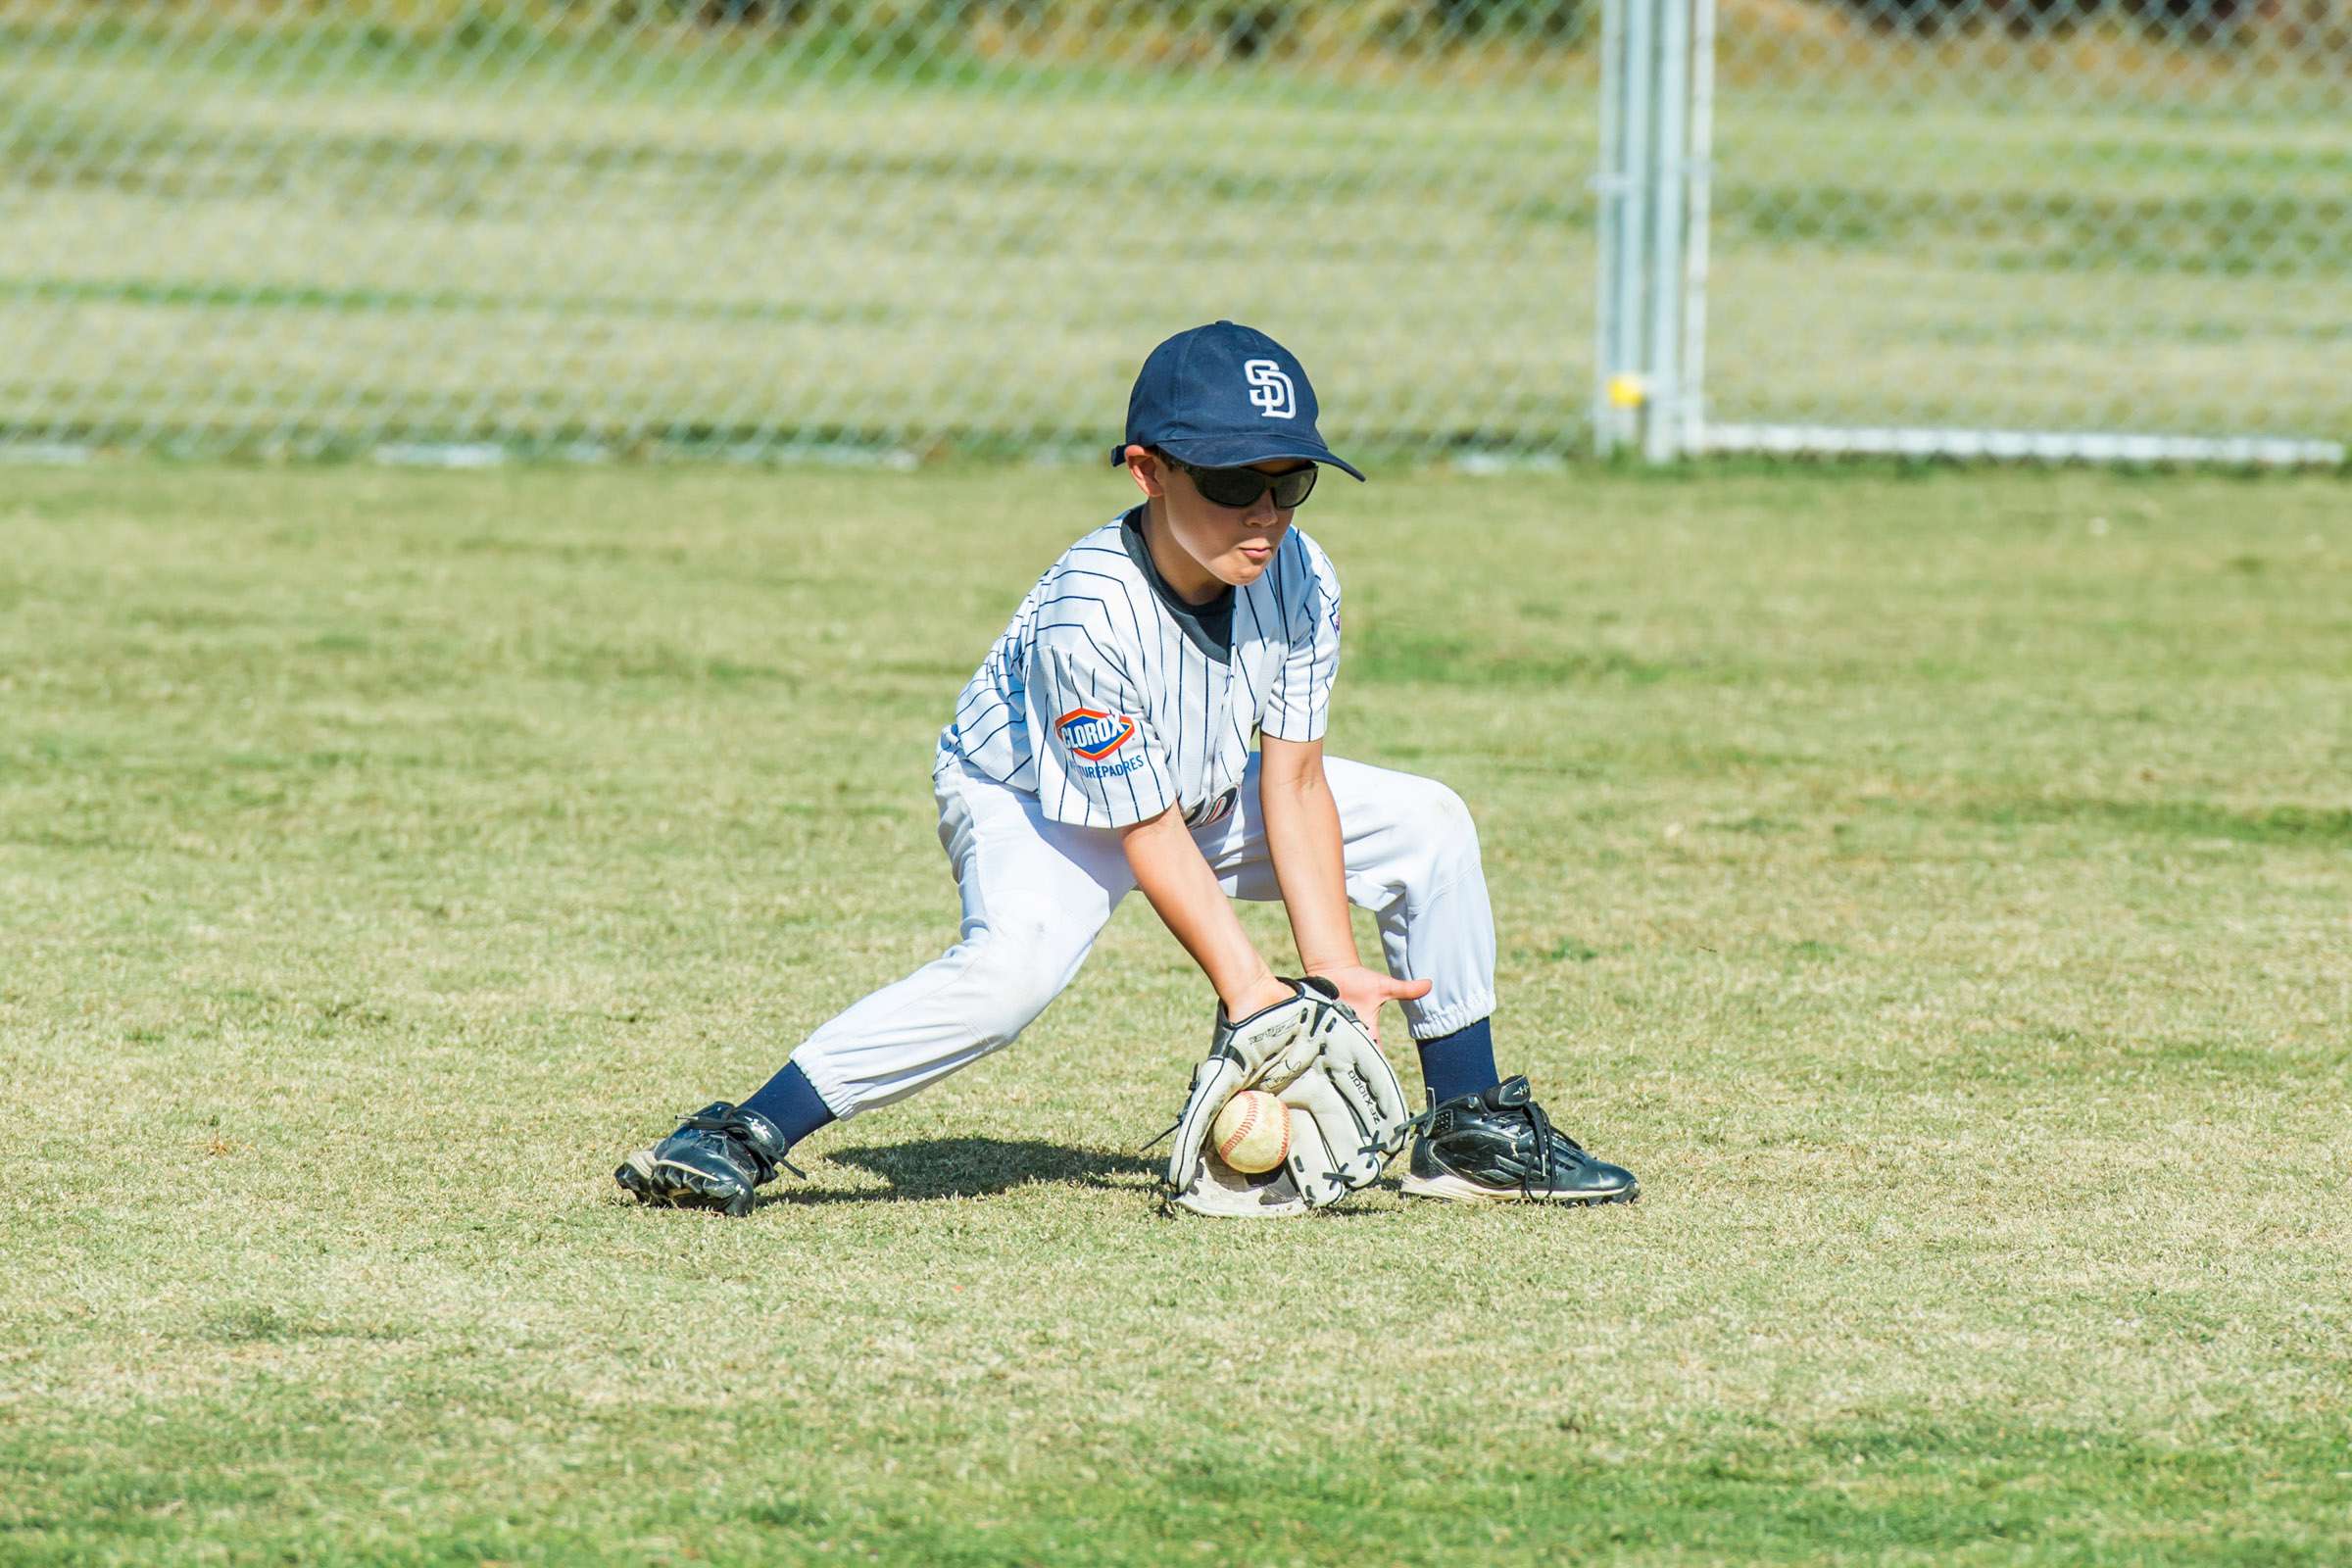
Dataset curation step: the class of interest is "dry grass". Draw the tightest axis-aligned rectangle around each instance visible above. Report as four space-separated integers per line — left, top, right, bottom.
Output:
1 460 2347 1564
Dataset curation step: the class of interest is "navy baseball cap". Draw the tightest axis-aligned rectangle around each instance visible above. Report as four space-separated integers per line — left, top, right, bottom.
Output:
1112 321 1366 481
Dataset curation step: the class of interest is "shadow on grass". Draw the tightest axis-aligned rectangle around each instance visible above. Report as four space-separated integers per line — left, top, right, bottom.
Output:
776 1137 1158 1205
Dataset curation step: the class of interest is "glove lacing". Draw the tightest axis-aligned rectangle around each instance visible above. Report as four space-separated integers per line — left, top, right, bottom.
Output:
1364 1103 1435 1168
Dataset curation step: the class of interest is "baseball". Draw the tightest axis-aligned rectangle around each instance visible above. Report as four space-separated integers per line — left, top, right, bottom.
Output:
1211 1090 1291 1174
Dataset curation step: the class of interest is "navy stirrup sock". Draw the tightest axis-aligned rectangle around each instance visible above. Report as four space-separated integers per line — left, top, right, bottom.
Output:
1414 1018 1500 1106
739 1061 837 1148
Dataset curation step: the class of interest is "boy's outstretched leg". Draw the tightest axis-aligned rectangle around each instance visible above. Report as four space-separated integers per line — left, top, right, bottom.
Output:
614 760 1129 1214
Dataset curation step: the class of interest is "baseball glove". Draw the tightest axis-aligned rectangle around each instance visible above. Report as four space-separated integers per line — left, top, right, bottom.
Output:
1161 975 1412 1218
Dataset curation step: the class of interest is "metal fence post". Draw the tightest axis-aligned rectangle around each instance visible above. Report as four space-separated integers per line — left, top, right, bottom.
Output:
1593 0 1626 454
1678 0 1717 460
1642 0 1690 463
1595 0 1703 464
1595 0 1657 458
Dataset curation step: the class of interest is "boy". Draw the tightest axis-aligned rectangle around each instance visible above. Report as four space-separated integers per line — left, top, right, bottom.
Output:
616 322 1638 1216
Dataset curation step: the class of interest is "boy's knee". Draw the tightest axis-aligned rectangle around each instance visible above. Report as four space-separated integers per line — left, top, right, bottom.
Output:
958 916 1085 1039
1406 778 1480 866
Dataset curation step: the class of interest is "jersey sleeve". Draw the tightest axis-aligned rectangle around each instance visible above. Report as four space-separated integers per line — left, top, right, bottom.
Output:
1024 639 1180 829
1261 534 1342 744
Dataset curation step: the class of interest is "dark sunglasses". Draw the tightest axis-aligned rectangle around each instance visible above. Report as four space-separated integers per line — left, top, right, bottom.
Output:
1160 454 1320 511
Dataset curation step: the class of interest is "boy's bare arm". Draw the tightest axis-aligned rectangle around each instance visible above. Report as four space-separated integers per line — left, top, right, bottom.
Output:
1258 736 1430 1041
1256 735 1355 972
1120 808 1292 1019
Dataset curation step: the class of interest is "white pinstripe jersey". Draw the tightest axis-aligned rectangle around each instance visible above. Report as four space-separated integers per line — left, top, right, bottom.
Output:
940 507 1342 830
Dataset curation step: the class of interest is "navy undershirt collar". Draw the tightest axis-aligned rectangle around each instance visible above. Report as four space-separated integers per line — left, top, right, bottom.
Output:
1120 507 1233 666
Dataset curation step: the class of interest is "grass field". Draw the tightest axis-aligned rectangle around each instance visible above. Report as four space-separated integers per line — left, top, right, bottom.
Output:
2 460 2347 1565
3 15 2348 455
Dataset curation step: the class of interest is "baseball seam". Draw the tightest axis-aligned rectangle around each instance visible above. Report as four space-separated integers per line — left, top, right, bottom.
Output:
1216 1095 1291 1169
1216 1098 1259 1161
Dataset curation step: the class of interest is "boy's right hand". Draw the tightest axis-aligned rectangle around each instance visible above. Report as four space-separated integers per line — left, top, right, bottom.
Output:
1304 963 1432 1046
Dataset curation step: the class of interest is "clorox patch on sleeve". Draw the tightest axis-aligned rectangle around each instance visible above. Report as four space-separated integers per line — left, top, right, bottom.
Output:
1054 708 1138 761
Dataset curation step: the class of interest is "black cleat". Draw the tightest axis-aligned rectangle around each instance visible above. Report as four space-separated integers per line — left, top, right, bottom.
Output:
614 1102 797 1216
1400 1076 1638 1205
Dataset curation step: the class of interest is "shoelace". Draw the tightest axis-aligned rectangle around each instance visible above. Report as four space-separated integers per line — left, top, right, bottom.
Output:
1516 1097 1596 1199
1518 1096 1561 1200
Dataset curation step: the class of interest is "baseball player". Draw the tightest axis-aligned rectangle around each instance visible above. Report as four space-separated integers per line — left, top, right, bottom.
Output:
616 322 1638 1216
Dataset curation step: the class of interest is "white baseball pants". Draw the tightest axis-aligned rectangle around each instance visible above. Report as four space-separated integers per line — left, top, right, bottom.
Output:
790 752 1498 1119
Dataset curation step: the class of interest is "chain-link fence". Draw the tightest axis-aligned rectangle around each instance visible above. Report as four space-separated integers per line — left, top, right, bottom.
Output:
3 2 2345 465
1597 0 2350 463
0 2 1600 464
